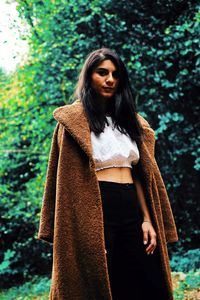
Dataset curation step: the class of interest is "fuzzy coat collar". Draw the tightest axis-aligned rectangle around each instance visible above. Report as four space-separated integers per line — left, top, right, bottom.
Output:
53 99 155 183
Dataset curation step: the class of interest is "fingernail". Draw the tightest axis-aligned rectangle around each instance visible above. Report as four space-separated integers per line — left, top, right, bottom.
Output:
151 252 153 255
144 241 147 245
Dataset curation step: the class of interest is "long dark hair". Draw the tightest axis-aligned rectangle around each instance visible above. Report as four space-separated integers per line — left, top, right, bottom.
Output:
74 48 144 142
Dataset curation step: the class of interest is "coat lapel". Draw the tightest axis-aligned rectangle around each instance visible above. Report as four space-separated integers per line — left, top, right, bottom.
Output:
53 99 94 162
137 140 153 186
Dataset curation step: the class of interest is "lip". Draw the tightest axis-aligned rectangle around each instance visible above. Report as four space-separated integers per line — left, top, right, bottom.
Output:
102 87 114 91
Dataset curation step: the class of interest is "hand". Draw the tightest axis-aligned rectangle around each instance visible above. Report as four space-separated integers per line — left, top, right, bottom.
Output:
141 221 157 255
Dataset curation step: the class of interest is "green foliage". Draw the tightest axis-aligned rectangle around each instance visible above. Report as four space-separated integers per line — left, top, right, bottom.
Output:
0 272 199 300
0 250 15 275
173 270 200 299
0 276 50 300
170 248 200 272
0 0 199 289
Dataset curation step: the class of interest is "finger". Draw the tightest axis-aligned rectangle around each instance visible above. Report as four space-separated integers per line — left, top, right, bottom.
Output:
143 229 148 245
146 234 157 254
146 243 156 254
146 243 155 253
146 243 155 251
146 245 156 254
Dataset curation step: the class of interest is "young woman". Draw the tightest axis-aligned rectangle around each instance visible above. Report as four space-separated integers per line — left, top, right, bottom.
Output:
38 48 178 300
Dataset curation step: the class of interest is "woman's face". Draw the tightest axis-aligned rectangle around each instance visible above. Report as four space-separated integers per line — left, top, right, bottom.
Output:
91 59 119 100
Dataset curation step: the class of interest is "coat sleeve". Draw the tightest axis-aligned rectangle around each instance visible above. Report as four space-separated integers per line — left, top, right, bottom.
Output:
136 113 178 243
152 159 179 243
37 123 60 244
147 122 178 243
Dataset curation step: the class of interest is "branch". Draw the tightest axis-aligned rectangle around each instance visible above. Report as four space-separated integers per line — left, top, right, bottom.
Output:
0 149 47 155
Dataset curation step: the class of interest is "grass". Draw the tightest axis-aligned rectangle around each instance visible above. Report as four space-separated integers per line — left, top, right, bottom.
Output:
0 271 199 299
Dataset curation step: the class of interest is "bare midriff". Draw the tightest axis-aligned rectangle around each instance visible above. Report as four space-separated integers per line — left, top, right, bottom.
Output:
96 167 134 184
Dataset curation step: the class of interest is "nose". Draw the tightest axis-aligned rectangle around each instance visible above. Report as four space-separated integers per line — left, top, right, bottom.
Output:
106 73 115 85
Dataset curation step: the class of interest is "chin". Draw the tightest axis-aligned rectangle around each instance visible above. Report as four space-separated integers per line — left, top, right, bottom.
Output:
101 93 114 99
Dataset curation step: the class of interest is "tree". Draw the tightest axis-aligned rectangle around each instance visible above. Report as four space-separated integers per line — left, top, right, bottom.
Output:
0 0 199 287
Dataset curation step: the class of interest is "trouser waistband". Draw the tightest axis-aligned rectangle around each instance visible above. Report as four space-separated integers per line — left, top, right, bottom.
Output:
98 180 135 189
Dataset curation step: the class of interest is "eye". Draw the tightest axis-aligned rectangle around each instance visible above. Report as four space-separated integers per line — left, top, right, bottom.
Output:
96 69 108 76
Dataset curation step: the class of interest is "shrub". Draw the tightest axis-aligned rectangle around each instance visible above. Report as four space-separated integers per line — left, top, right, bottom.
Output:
170 248 200 272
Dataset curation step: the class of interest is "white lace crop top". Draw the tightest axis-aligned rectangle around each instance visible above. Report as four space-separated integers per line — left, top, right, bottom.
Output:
90 116 140 171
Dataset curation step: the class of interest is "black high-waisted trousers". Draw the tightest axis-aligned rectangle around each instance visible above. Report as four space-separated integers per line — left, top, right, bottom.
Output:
98 180 168 300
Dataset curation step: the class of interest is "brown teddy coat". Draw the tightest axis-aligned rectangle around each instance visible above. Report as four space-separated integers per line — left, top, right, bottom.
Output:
38 99 178 300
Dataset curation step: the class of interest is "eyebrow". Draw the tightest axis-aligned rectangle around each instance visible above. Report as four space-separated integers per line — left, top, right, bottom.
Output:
96 67 117 72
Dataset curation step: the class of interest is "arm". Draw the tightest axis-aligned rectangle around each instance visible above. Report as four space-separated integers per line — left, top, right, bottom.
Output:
134 177 152 223
134 177 157 255
37 123 60 244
